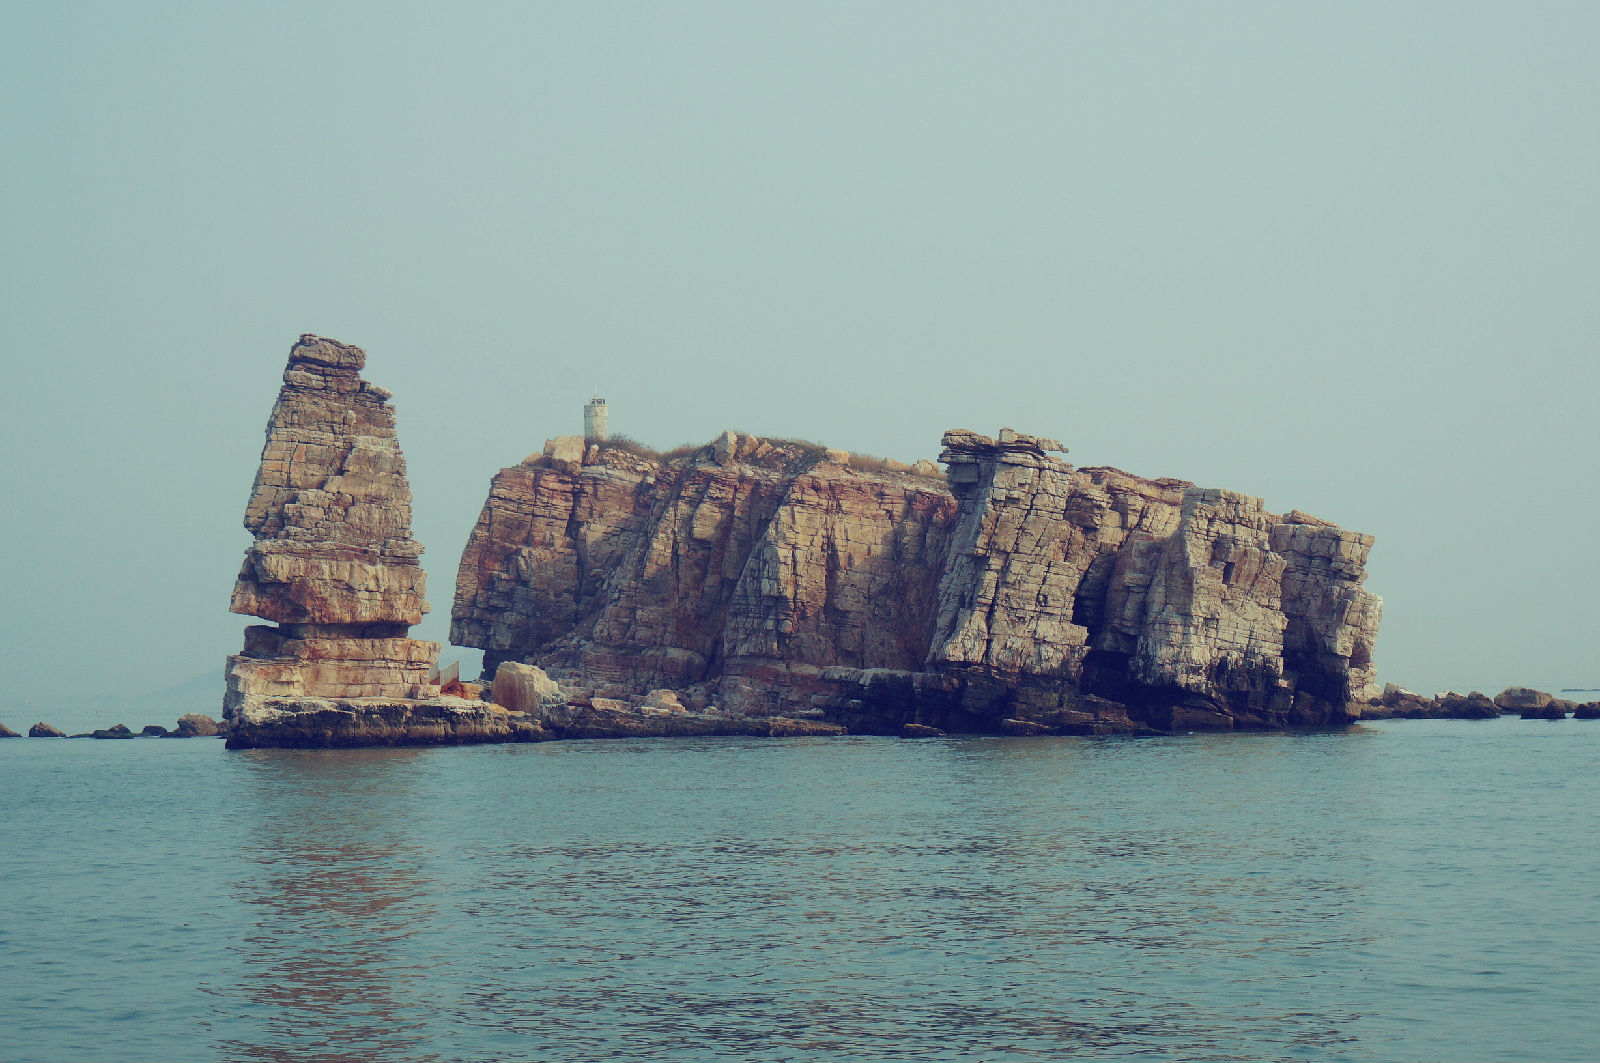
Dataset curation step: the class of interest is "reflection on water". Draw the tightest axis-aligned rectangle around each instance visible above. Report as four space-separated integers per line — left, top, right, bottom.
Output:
215 750 443 1063
6 720 1599 1062
415 735 1375 1061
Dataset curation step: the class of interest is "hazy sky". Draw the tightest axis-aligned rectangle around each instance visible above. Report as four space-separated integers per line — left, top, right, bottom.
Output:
3 3 1596 730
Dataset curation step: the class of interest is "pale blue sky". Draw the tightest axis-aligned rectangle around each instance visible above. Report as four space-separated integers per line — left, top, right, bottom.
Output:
3 3 1597 730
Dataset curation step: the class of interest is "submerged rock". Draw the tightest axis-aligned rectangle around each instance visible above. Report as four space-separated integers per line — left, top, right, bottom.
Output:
1521 702 1568 720
28 722 65 738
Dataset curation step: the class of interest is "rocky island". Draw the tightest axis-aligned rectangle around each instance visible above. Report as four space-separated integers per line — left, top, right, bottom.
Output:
219 334 1409 748
453 425 1382 737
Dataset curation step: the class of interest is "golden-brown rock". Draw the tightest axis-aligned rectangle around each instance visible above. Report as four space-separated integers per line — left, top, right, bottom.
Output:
453 427 1384 735
224 336 457 747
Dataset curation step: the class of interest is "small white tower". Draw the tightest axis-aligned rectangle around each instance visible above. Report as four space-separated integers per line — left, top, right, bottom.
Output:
583 396 608 442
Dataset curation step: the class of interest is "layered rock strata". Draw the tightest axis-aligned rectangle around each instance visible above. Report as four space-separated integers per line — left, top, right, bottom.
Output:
224 335 539 748
453 428 1384 734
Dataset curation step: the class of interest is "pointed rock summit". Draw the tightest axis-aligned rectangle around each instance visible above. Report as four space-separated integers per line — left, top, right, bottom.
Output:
230 334 428 627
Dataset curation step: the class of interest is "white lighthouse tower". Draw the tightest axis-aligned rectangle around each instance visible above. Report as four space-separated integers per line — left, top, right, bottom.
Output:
583 395 608 442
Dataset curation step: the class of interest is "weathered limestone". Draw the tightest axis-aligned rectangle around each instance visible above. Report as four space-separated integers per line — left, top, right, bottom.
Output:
452 427 1385 734
225 336 538 748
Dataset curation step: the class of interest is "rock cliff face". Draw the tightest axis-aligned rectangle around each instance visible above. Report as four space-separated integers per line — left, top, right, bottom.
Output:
452 428 1383 734
224 335 539 748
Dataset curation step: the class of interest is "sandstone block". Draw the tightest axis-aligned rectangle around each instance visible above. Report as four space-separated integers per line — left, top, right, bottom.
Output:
491 661 566 715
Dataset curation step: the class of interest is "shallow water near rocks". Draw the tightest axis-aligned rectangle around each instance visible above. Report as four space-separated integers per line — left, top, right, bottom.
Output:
3 716 1599 1062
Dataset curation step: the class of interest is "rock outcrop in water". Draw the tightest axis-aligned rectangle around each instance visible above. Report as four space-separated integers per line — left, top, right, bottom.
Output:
224 335 544 749
452 428 1383 734
1361 684 1599 721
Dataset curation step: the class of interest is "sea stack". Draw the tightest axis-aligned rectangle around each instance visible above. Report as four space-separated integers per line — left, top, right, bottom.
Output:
223 335 541 748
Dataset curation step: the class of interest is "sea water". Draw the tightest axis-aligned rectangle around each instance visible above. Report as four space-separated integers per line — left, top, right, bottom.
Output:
3 717 1598 1062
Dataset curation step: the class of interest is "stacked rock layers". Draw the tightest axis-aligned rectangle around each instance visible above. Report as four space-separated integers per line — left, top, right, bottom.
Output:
223 336 526 747
451 428 1382 734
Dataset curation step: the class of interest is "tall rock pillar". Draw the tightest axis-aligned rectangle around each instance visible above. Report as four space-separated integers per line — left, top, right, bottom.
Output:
224 335 441 725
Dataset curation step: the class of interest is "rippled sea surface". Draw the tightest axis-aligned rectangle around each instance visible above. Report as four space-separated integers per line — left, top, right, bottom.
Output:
4 717 1600 1062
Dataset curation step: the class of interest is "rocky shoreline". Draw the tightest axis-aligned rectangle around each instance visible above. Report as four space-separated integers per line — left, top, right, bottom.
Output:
1363 685 1600 721
13 684 1598 751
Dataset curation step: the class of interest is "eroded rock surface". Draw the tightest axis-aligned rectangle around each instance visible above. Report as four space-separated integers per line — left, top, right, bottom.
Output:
224 336 534 748
453 428 1383 734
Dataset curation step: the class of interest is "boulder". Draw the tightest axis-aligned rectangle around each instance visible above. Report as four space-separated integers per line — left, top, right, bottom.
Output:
544 435 585 475
91 724 135 739
1495 687 1553 712
173 713 219 737
641 689 688 713
899 723 946 738
29 722 65 738
139 725 169 737
712 430 740 466
491 661 567 715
